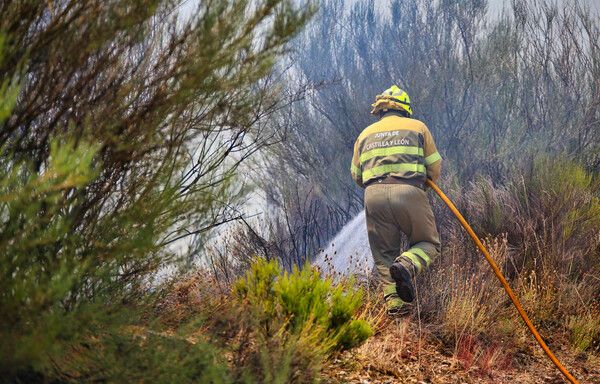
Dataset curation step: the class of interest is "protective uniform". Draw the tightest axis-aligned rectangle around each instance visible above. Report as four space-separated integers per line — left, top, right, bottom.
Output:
350 86 442 313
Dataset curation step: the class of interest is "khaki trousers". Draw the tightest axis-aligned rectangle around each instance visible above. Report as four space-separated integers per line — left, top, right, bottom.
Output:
364 183 441 285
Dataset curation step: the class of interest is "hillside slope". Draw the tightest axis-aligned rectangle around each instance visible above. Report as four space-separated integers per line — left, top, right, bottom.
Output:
322 315 599 384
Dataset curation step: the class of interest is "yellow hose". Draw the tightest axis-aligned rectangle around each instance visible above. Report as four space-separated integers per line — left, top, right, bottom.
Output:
426 179 579 384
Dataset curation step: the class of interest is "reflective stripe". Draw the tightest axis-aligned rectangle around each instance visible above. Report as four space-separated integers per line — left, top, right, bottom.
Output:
362 163 426 180
383 283 396 297
359 146 424 164
351 163 361 176
385 296 404 310
401 252 423 273
425 151 442 165
383 284 405 309
409 247 431 267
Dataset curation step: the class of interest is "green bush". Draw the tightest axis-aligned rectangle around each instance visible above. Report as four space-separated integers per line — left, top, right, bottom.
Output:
234 258 373 350
462 155 600 276
567 312 600 353
0 0 313 381
232 258 373 382
49 327 231 384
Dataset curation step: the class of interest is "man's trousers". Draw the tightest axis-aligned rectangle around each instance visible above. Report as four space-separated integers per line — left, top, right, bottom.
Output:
364 183 441 285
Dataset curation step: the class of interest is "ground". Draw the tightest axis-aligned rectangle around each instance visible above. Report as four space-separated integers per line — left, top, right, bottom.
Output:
321 316 599 384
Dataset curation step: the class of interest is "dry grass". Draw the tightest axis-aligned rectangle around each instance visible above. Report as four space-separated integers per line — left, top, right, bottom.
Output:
419 161 599 358
321 309 600 383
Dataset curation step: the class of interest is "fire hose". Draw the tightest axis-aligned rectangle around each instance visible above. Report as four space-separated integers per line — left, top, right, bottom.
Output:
426 179 579 384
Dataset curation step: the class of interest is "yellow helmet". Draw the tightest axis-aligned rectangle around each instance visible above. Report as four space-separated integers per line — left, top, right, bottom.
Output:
370 85 412 116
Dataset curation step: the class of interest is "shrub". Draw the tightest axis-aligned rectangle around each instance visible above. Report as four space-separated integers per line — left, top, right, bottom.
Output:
496 156 598 275
417 155 599 373
51 329 231 384
232 258 373 382
0 1 313 381
567 311 600 353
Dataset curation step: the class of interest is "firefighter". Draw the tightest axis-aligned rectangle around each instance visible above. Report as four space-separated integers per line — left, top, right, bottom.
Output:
350 85 442 315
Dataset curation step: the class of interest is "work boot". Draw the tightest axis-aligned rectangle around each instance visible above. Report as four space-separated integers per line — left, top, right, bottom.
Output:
383 284 411 316
389 262 415 303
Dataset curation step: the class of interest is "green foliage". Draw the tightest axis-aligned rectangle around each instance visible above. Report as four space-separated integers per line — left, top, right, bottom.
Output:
0 135 183 380
0 35 19 122
234 256 281 322
0 138 98 373
0 0 313 381
521 157 600 270
233 258 373 382
53 328 231 384
234 258 372 351
567 312 600 353
462 155 600 276
528 157 600 239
